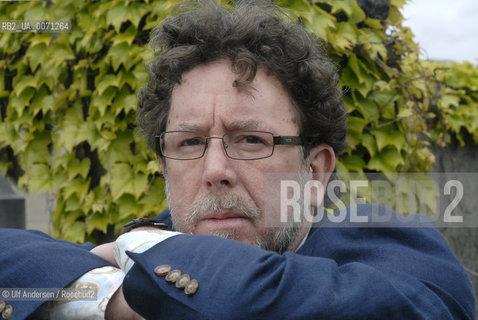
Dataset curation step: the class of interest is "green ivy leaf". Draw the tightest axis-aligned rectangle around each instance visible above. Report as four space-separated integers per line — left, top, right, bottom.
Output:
390 0 407 9
77 31 104 54
24 131 50 167
106 5 129 33
63 221 86 243
361 133 377 158
368 89 398 119
12 75 36 96
60 177 89 202
138 178 168 214
112 86 137 116
117 194 140 220
91 86 118 117
102 131 134 164
112 24 137 46
329 0 365 24
277 0 311 13
25 43 47 71
352 92 379 123
96 74 122 96
304 6 336 41
146 160 160 175
346 54 375 96
86 212 110 234
24 4 50 20
65 193 81 212
341 154 366 172
67 157 91 180
347 116 367 149
438 94 460 109
370 126 405 152
358 29 387 60
397 108 413 118
332 22 357 50
26 163 53 192
30 85 54 116
366 146 404 173
56 101 101 152
120 71 137 89
9 87 35 112
28 33 52 47
47 42 76 67
365 18 383 30
110 163 148 200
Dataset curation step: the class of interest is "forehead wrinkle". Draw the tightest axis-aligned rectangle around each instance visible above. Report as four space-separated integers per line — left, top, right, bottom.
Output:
212 97 216 130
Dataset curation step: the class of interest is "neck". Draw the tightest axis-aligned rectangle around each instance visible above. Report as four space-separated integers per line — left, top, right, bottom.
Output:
288 223 312 252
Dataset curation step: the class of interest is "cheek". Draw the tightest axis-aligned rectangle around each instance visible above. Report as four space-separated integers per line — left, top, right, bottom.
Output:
238 168 266 209
167 168 198 207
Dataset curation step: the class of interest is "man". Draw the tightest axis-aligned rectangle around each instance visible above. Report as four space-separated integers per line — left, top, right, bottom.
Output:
0 0 474 319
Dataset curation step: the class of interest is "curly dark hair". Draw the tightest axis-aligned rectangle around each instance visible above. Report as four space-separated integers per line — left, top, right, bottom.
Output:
138 0 347 158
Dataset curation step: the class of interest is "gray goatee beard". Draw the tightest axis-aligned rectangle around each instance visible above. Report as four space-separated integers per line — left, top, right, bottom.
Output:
166 184 304 254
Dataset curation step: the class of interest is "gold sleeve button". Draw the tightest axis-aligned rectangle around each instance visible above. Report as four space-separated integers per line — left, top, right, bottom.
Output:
175 274 191 289
1 304 13 319
165 269 182 283
184 279 199 296
154 264 172 277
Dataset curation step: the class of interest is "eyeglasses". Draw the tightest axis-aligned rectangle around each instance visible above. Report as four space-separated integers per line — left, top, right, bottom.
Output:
157 130 303 160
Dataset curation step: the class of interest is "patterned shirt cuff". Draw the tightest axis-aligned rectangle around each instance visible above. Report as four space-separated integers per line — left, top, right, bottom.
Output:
114 230 181 273
49 266 125 320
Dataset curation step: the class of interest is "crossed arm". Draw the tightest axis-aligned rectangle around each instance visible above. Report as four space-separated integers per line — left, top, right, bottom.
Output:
97 224 474 319
0 209 475 319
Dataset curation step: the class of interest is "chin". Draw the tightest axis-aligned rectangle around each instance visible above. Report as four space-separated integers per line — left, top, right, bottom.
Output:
209 228 255 244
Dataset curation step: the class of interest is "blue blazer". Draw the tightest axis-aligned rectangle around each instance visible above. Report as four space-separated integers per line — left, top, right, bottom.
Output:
0 205 475 319
0 230 111 319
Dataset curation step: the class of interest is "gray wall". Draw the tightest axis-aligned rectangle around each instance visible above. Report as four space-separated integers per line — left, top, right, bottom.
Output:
0 176 50 232
24 192 51 233
432 141 478 315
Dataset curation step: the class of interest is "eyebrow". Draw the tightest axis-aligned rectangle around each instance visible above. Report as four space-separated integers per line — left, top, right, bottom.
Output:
225 120 275 133
174 123 204 132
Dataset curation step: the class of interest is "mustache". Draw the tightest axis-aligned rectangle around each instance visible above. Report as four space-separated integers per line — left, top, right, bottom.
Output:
186 192 261 225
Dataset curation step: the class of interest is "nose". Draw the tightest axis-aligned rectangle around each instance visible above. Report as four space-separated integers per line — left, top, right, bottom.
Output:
201 138 237 190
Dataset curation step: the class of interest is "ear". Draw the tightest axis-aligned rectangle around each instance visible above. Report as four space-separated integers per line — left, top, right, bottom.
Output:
307 144 335 207
309 143 335 182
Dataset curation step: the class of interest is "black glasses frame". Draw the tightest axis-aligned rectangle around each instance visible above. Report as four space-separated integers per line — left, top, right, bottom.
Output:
156 130 305 160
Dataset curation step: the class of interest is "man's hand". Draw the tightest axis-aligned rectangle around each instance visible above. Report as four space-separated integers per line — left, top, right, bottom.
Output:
90 241 117 266
106 285 144 320
90 242 143 319
93 228 180 319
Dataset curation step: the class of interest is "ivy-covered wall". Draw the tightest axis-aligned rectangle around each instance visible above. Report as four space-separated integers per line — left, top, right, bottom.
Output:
0 0 476 244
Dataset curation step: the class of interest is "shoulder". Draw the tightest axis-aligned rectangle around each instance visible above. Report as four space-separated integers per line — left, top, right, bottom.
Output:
300 204 474 319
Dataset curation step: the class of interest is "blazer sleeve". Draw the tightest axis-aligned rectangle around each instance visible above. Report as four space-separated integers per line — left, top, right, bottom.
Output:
0 228 112 320
123 207 475 319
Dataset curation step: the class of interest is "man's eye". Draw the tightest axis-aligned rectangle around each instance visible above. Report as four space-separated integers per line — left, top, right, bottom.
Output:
181 138 204 146
241 135 264 144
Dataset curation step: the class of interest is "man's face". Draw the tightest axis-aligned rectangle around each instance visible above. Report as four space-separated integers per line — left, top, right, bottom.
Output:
162 60 312 252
